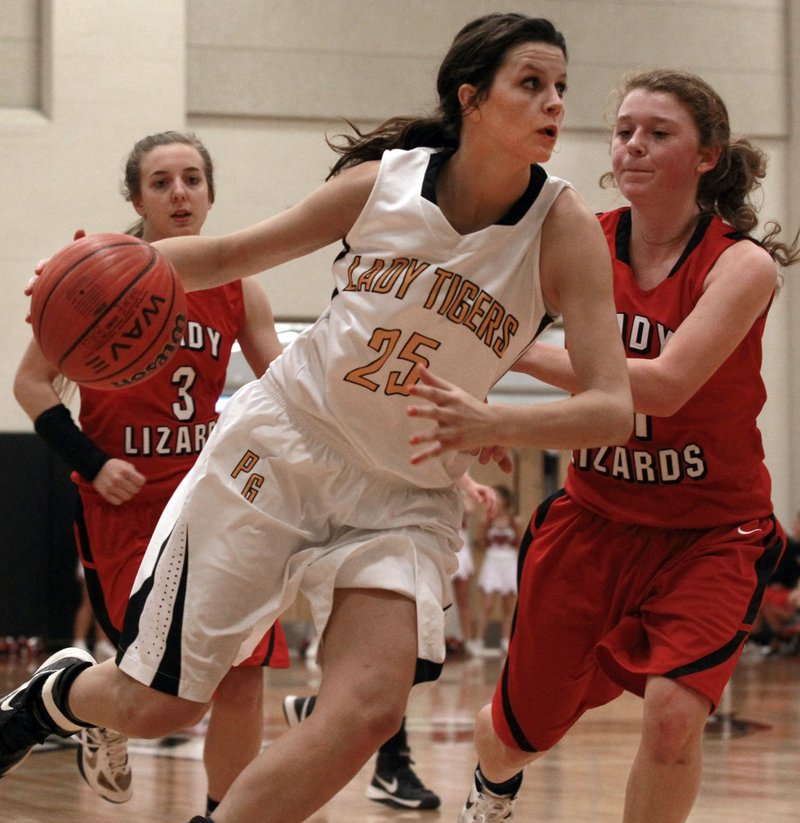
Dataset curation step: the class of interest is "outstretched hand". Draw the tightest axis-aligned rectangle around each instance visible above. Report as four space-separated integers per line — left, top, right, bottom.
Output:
407 366 512 472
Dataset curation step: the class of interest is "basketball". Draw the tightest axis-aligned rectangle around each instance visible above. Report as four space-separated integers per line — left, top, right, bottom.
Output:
30 233 187 390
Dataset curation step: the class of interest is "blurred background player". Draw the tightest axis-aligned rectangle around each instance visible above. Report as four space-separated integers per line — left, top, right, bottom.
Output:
468 484 523 657
449 475 499 655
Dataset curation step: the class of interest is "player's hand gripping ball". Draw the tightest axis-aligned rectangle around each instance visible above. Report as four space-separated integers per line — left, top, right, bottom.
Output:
30 233 187 390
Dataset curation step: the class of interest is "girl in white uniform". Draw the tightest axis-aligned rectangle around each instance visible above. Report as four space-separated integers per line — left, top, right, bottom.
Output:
4 13 632 823
472 485 524 655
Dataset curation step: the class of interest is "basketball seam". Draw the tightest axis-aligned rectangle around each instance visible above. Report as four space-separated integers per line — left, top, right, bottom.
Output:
33 239 145 341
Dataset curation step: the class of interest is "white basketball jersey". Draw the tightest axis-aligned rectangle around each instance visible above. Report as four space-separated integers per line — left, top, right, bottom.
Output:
270 147 569 487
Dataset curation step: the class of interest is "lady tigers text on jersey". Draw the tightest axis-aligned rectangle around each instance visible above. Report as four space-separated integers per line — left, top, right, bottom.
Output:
342 253 520 358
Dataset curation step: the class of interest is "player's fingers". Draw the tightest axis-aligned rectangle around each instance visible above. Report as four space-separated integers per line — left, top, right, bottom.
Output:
409 441 443 465
409 427 438 446
406 381 452 407
407 404 439 421
497 451 514 474
25 272 42 296
122 470 146 489
409 366 456 395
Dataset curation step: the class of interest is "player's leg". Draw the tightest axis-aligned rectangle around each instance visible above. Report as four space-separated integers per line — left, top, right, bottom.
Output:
203 666 264 815
63 657 209 736
0 654 207 778
459 703 541 822
73 498 136 803
284 697 441 811
622 676 710 823
210 587 418 823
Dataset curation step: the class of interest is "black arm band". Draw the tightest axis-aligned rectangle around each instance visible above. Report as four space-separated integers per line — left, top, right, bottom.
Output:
33 403 110 481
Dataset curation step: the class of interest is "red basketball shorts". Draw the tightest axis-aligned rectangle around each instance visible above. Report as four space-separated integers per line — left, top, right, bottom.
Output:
493 491 784 752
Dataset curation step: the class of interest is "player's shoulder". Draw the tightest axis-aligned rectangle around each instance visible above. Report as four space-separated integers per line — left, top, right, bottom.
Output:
545 185 600 229
715 230 778 284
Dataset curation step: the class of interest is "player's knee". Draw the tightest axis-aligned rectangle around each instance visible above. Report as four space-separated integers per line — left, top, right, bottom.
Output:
214 667 263 711
641 694 708 763
114 688 207 738
360 698 407 749
642 677 711 764
641 717 702 764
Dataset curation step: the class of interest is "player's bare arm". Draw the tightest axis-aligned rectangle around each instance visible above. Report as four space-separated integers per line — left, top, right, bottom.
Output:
153 161 380 291
516 239 778 418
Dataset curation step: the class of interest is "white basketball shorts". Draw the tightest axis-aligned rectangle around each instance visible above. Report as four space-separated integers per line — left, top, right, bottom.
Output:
118 371 462 702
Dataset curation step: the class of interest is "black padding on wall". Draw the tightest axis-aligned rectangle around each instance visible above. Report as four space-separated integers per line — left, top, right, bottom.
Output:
0 433 80 644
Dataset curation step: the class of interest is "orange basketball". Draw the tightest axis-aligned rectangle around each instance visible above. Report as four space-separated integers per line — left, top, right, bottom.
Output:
30 233 187 390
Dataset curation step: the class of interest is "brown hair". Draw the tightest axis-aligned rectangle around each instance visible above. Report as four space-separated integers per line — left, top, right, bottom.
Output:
325 13 567 180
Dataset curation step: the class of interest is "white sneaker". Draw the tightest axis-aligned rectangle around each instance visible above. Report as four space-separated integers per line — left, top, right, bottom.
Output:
77 726 133 803
459 771 517 822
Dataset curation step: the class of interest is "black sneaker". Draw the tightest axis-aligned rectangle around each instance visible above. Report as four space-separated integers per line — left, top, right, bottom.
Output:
366 750 441 810
0 647 95 777
281 694 316 727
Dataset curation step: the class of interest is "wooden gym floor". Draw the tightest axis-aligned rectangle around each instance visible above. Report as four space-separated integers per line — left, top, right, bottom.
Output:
0 644 798 822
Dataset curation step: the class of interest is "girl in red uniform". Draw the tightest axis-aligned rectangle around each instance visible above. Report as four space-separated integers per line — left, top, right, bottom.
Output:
416 69 799 822
13 131 289 817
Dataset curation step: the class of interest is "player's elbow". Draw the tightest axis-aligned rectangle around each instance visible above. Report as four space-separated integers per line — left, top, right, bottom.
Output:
604 396 634 445
11 372 38 419
634 382 694 419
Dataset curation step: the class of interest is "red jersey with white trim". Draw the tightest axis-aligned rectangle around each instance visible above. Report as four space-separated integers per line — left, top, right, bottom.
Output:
566 208 773 528
76 281 245 499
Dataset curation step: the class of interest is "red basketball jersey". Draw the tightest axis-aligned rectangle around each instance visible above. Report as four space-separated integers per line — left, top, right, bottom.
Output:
76 281 246 498
566 209 773 528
